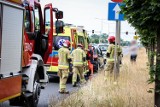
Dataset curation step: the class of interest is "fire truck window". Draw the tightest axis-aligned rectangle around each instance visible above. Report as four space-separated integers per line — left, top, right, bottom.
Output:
45 9 50 35
53 36 70 50
87 38 90 44
31 10 35 32
24 10 31 32
35 7 40 31
78 36 85 46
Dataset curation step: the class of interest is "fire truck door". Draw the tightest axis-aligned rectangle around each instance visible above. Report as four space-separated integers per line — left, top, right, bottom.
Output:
43 3 53 63
33 4 44 56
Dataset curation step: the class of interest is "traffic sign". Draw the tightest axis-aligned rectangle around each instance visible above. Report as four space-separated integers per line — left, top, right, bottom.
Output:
108 3 124 21
111 0 123 2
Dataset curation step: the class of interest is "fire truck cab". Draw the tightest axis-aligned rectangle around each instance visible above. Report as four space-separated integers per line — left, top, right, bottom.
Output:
0 0 63 106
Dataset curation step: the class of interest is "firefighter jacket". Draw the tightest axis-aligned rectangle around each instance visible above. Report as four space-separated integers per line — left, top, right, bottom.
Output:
107 44 122 62
71 47 86 66
58 47 70 69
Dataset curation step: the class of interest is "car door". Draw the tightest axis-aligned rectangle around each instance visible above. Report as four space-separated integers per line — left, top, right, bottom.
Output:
97 48 104 67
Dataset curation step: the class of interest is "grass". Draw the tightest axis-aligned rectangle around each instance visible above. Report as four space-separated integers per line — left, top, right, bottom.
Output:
49 48 154 107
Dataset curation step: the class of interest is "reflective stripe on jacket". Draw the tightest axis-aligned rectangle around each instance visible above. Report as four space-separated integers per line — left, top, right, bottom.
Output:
71 47 86 66
58 47 70 69
107 44 122 62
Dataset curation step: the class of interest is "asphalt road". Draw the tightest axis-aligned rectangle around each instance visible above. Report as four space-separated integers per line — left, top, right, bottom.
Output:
0 47 129 107
37 77 79 107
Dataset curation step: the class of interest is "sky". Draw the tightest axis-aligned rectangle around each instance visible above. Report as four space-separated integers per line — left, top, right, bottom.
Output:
40 0 136 41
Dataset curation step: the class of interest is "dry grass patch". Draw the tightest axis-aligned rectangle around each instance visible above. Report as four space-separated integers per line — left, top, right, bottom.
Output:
49 48 154 107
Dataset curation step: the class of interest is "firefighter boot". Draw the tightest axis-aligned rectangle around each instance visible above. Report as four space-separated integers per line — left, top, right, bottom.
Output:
72 82 77 87
59 89 69 94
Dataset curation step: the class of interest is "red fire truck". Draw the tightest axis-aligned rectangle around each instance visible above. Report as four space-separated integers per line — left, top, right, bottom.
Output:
0 0 63 106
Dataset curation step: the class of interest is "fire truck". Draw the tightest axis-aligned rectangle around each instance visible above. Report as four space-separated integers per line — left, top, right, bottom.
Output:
46 25 91 77
0 0 63 106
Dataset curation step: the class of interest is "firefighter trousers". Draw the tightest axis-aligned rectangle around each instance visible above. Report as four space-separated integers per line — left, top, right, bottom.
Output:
58 69 69 92
72 66 86 85
104 61 114 81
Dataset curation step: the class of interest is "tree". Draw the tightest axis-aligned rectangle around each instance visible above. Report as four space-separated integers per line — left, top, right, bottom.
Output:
121 0 160 106
90 34 99 43
90 33 108 44
100 33 108 43
121 39 130 46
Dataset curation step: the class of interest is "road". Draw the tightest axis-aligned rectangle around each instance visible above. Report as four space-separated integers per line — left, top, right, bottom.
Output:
0 47 129 107
37 77 78 107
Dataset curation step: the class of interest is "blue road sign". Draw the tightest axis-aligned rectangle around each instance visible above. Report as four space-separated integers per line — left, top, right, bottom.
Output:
108 2 124 21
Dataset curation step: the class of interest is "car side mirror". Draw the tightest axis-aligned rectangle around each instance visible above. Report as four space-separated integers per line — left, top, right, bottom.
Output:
56 20 64 33
56 11 63 19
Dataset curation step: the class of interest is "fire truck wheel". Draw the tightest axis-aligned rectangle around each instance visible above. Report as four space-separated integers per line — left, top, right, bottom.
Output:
25 73 41 107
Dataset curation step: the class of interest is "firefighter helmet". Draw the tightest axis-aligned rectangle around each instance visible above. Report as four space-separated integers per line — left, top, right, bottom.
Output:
63 40 70 48
108 36 115 43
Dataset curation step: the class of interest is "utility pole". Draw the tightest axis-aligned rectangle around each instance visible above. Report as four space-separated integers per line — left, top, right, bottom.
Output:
95 18 106 44
114 21 121 80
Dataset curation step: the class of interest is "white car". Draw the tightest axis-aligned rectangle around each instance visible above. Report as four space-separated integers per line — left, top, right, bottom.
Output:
97 44 109 56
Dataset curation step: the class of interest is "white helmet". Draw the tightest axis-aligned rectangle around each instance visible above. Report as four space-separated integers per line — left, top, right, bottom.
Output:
63 40 71 48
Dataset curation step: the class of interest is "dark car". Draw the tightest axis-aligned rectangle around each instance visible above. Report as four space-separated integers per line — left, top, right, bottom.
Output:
92 46 105 72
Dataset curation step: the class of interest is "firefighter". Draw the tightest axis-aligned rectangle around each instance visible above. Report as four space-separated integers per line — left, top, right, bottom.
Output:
58 40 71 94
71 44 86 87
104 36 122 80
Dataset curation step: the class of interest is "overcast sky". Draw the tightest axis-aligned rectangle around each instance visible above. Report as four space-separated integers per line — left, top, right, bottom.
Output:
40 0 136 41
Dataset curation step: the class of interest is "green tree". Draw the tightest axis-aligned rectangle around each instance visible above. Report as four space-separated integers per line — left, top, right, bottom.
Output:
90 33 108 44
122 0 160 106
90 34 99 43
121 39 130 46
100 33 108 43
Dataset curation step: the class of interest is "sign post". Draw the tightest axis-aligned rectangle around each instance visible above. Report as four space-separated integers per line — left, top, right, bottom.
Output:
108 2 124 81
113 21 121 80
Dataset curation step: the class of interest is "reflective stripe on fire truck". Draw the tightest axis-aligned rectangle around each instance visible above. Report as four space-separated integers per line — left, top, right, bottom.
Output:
0 93 21 103
10 0 22 4
48 66 58 72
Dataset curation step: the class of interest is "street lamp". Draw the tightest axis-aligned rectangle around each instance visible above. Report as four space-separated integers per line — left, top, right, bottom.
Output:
95 18 106 43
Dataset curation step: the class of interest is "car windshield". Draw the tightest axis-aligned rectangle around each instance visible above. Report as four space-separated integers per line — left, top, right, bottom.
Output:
99 45 108 51
53 36 70 50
